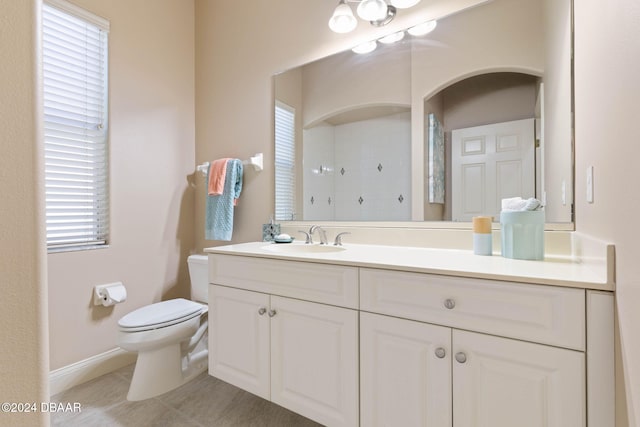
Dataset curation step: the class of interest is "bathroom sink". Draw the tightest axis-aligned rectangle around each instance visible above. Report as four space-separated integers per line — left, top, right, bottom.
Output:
263 243 347 254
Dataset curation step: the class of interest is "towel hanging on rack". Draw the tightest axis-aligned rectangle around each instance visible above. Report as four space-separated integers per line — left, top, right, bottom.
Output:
196 152 263 177
208 158 230 196
205 159 243 241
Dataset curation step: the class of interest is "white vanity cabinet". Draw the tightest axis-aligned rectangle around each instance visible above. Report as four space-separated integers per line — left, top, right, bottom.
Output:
270 294 358 426
452 329 584 427
360 312 585 427
208 285 270 398
360 268 594 427
360 312 453 426
206 250 614 427
208 255 360 427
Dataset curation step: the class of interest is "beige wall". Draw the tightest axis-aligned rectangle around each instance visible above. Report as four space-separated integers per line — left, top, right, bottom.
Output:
411 0 543 101
441 74 537 130
301 47 412 126
542 0 572 223
47 0 195 370
0 1 50 425
574 0 640 425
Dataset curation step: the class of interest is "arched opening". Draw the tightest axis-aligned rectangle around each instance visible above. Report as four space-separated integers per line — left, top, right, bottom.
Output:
423 72 541 221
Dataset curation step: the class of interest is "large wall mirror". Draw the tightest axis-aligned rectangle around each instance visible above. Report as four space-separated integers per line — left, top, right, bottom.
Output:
274 0 573 226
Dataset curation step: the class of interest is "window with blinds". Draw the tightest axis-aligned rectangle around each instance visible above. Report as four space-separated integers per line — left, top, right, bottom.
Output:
274 101 296 221
42 0 110 252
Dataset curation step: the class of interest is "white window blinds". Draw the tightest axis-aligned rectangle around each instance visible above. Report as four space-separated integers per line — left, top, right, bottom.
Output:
274 101 296 221
42 1 110 251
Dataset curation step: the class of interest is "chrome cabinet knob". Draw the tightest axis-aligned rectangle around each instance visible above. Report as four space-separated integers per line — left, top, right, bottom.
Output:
435 347 446 359
455 352 467 364
268 309 277 317
444 299 456 310
258 307 267 315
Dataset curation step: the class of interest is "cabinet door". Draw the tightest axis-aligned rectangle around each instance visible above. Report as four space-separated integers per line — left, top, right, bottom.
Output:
270 296 359 427
208 285 270 399
453 330 585 427
360 312 452 427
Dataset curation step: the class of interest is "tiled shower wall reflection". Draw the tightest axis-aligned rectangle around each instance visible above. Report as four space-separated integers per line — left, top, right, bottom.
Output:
303 112 411 221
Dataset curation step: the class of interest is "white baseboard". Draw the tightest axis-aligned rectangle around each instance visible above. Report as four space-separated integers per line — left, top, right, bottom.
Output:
49 348 136 396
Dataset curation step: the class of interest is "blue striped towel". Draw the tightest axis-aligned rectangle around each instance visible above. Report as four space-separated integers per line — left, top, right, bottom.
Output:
205 159 243 241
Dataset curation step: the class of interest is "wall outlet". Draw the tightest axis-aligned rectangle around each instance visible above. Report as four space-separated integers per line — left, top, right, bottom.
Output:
586 166 594 203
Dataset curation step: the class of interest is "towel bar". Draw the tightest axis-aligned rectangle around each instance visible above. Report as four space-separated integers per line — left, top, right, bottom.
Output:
196 153 263 176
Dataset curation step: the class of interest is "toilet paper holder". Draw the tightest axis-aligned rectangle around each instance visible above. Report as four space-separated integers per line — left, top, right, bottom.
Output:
93 282 127 307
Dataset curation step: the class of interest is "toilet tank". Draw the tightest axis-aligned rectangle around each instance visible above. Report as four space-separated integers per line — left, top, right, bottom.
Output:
187 255 209 303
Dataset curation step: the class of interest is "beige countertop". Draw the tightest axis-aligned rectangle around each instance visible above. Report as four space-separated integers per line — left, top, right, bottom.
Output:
205 241 614 291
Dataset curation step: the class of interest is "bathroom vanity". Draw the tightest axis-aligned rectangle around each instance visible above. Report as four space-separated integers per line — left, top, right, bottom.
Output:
205 242 614 427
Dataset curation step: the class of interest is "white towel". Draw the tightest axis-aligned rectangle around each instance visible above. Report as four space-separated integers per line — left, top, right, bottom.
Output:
501 197 541 211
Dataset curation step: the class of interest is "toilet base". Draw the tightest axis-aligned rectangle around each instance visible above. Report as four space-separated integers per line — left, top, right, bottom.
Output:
127 342 209 401
124 316 209 401
128 344 178 401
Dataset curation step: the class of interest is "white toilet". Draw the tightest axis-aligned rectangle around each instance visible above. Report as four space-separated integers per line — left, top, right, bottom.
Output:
118 254 209 401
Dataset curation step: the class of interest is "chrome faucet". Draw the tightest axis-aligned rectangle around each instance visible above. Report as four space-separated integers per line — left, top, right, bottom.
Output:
298 230 312 244
333 232 351 246
309 225 328 245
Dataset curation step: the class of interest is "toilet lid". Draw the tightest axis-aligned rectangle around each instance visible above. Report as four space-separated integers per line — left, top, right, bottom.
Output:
118 298 205 330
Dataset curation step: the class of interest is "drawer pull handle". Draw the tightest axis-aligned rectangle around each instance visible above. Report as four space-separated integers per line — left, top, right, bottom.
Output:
435 347 446 359
258 307 267 315
444 299 456 310
268 309 277 317
455 352 467 364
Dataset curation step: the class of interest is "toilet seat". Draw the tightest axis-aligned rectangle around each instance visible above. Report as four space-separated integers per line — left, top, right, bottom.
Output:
118 298 206 332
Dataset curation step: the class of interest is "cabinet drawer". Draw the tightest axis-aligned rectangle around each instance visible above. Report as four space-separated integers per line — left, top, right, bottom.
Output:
360 268 585 350
209 254 359 309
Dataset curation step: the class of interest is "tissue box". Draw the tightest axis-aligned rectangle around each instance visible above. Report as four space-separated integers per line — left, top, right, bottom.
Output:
500 211 545 260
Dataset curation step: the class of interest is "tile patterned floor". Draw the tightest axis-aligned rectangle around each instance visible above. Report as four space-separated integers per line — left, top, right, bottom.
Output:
51 365 322 427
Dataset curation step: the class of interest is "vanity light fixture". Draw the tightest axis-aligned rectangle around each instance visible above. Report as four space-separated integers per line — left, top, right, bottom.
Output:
407 19 437 36
370 5 397 27
357 0 389 21
329 0 421 34
378 30 405 44
328 0 358 33
389 0 421 8
351 18 437 54
352 40 378 54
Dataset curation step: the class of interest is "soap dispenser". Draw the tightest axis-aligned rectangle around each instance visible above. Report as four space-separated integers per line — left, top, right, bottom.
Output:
262 215 281 242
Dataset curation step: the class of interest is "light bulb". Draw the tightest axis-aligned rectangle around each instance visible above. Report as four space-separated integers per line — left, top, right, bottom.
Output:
352 40 377 54
389 0 421 8
329 1 357 33
407 19 437 36
357 0 388 22
379 31 405 44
